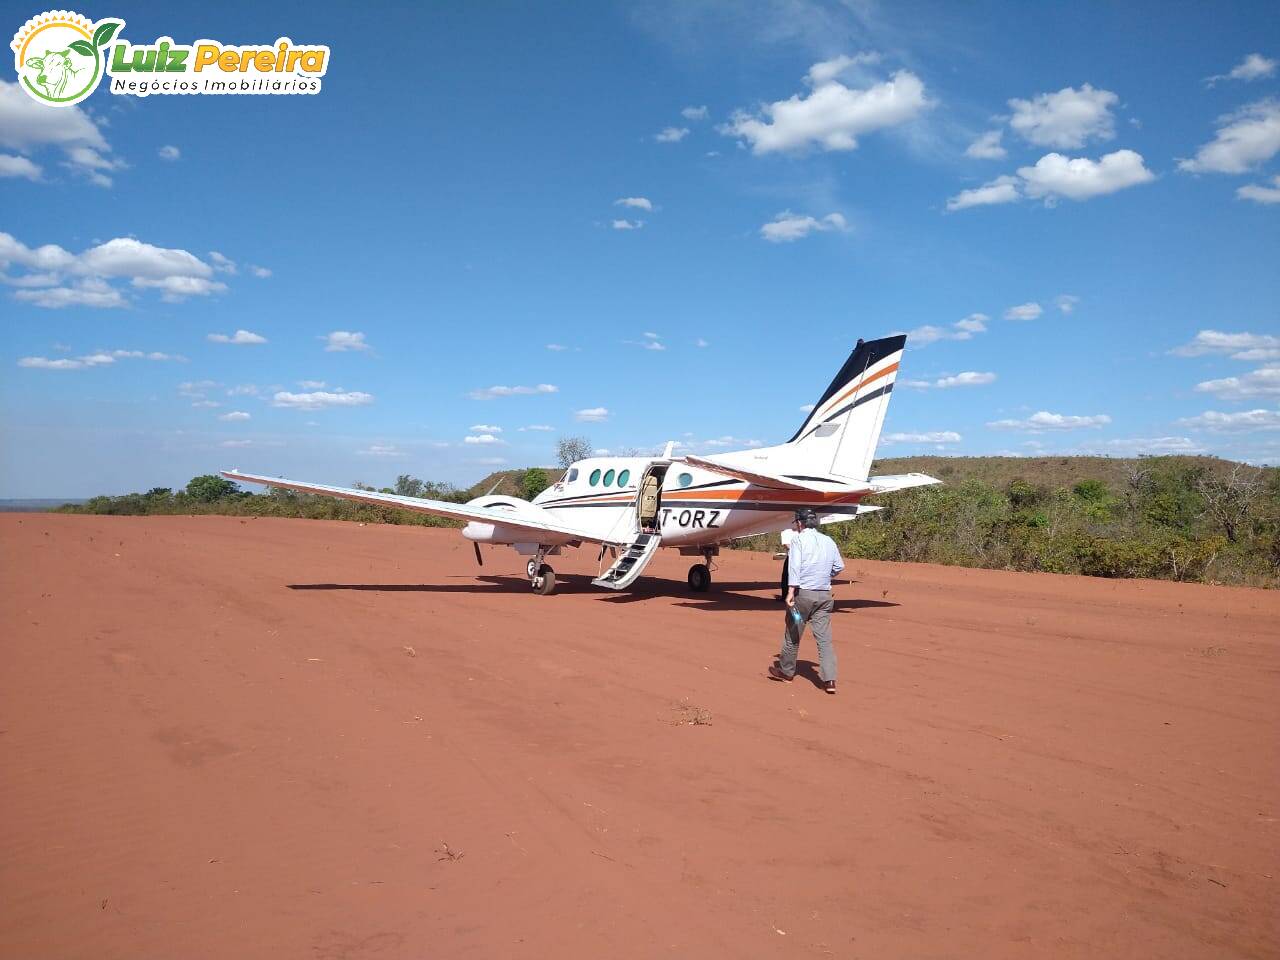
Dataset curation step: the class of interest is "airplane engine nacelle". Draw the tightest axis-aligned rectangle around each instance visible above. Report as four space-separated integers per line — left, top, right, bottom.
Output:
458 494 577 547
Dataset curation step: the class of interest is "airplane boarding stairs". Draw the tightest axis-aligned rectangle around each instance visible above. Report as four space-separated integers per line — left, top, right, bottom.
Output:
591 531 662 590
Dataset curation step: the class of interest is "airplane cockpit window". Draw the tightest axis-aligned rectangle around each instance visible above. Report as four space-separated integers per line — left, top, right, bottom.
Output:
677 472 693 488
603 469 616 487
567 468 579 482
617 469 630 487
589 469 601 486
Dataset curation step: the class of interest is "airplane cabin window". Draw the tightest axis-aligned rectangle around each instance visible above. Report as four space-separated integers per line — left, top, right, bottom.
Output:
567 468 579 482
677 472 693 488
603 469 616 487
618 469 630 487
589 469 601 486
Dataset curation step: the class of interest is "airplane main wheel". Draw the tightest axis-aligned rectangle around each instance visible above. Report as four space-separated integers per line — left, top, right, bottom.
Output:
688 563 711 592
527 558 539 579
532 564 556 595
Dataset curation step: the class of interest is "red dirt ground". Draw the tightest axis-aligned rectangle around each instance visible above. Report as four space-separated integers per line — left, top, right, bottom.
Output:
1 514 1277 959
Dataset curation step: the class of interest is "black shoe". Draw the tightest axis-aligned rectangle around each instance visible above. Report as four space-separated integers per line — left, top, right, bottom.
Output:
824 681 837 695
767 665 794 682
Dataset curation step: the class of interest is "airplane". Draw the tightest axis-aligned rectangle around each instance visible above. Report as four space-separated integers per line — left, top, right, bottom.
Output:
223 334 939 595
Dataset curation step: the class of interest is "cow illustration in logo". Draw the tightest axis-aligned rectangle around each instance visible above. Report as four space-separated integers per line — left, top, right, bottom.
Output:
11 11 122 106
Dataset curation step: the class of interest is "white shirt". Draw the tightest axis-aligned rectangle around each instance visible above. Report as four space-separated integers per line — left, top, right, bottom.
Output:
780 528 797 550
786 527 844 591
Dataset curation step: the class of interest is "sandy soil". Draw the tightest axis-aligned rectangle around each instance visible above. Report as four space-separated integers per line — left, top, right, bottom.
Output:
1 514 1277 959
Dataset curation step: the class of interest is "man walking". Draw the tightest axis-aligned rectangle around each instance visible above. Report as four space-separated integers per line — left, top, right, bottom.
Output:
768 509 844 694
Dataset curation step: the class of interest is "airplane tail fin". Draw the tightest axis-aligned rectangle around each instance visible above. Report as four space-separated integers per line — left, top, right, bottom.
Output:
785 334 906 481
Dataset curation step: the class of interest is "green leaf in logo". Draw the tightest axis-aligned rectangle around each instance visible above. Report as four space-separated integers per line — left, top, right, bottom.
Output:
69 39 95 57
92 21 120 49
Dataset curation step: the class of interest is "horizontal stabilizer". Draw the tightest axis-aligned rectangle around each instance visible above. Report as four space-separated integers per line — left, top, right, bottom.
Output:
867 473 941 494
673 455 827 492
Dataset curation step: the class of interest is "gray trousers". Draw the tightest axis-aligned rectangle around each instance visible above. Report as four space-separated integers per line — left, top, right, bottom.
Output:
778 589 837 683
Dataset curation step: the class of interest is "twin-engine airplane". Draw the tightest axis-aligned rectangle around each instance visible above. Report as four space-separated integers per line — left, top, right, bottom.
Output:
224 334 939 595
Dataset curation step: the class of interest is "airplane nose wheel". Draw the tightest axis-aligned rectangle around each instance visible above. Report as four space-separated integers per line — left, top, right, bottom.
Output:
687 563 711 592
531 564 556 595
526 558 538 579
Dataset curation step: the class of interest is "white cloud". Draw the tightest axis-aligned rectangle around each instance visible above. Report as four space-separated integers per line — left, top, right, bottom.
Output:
575 407 609 422
614 197 653 210
612 218 644 230
910 313 988 345
934 371 996 388
1085 436 1206 455
0 232 238 306
322 330 371 352
17 348 183 370
546 343 568 351
0 153 40 180
760 210 847 242
207 329 267 345
655 127 689 143
1178 100 1280 174
695 338 709 348
681 105 709 121
295 380 324 390
946 175 1020 211
218 411 251 421
132 275 228 300
0 80 124 185
1178 408 1280 431
799 403 816 413
1194 366 1280 400
1004 302 1043 321
463 433 504 445
193 400 222 408
272 389 374 410
207 251 235 274
1238 174 1280 204
1206 53 1278 86
723 62 929 155
643 332 660 339
358 444 406 457
158 145 180 161
883 431 962 443
1171 330 1280 361
179 380 220 397
1008 84 1118 149
1018 149 1154 202
518 424 554 432
12 277 126 308
469 424 503 433
249 265 272 278
965 130 1006 159
469 383 558 400
1054 294 1080 314
987 411 1112 431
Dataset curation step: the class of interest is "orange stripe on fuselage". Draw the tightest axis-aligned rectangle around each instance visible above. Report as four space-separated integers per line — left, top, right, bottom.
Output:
816 361 899 420
669 488 867 505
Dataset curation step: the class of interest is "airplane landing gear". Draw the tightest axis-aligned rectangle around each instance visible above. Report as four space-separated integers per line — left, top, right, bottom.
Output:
529 548 556 595
687 563 711 592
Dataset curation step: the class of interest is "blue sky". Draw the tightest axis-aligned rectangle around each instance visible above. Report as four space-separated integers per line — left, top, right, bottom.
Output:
2 0 1278 497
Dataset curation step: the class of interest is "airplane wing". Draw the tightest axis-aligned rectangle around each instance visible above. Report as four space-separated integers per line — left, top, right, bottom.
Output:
867 473 942 494
221 470 618 544
673 455 830 492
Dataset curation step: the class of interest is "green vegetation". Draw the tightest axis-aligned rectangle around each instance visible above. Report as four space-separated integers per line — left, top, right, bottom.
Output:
816 457 1278 587
53 457 1279 587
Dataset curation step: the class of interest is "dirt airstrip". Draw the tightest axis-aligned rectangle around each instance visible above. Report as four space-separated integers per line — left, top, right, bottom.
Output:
1 514 1277 959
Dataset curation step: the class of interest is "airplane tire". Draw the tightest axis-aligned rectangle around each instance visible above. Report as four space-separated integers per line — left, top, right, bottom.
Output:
527 558 538 579
688 563 711 592
532 564 556 595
